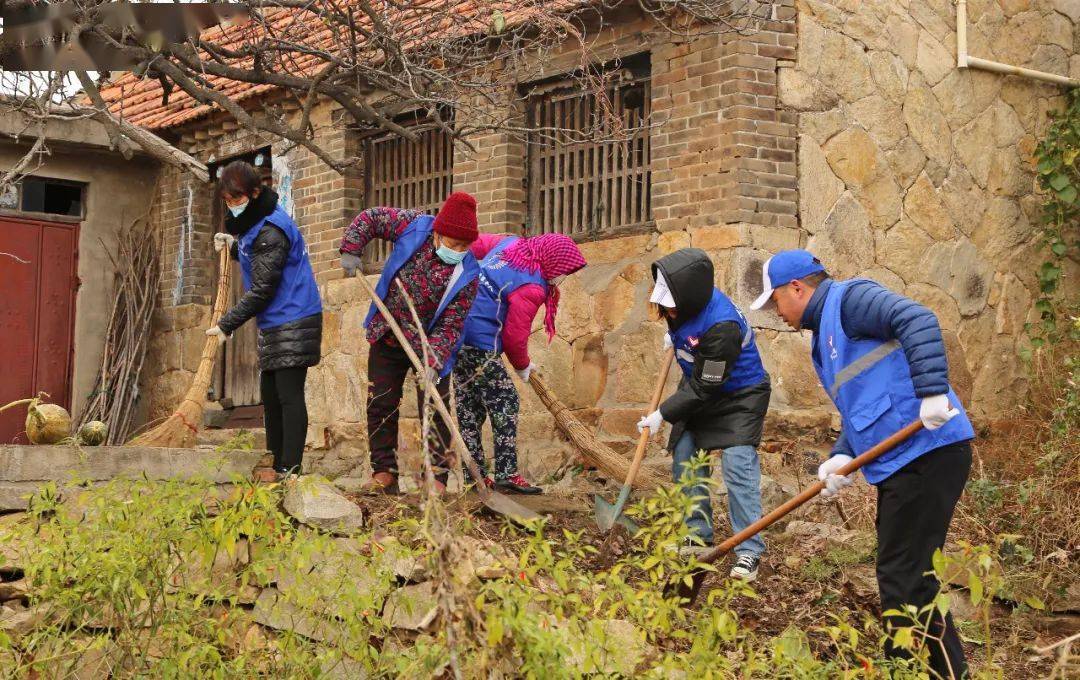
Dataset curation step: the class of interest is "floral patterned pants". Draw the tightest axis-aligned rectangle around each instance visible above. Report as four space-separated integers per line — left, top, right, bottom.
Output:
452 347 520 480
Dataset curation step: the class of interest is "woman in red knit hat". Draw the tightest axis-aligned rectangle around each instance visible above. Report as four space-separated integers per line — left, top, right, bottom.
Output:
339 192 481 493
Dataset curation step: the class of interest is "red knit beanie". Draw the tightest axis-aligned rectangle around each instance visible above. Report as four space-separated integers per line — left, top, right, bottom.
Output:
432 192 479 242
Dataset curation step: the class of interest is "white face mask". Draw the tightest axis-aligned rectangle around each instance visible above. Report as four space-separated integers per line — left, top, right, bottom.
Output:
228 200 249 217
548 275 567 287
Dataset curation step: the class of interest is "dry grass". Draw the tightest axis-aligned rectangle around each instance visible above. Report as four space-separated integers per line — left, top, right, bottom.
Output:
953 338 1080 610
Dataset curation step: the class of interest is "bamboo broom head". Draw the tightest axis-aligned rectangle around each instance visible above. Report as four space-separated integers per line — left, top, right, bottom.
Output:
528 374 665 490
128 248 232 448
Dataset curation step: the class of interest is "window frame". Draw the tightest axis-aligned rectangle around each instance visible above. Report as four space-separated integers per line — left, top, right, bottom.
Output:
523 53 653 243
359 112 455 271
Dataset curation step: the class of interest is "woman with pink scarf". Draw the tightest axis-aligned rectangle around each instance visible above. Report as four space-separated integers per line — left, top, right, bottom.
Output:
454 233 587 494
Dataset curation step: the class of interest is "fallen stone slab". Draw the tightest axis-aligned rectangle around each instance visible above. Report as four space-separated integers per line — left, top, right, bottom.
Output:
282 477 366 535
0 603 49 639
371 536 429 583
317 647 371 680
252 587 342 645
382 581 438 631
0 445 263 510
0 579 28 601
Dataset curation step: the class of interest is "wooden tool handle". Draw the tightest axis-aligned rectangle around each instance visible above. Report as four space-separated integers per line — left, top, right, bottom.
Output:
210 246 232 325
698 418 925 565
623 347 677 487
355 274 492 499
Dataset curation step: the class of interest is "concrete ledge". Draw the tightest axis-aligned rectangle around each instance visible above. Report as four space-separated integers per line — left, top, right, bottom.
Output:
0 445 262 510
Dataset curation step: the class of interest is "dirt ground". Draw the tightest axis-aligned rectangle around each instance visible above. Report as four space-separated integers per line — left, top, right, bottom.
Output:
344 435 1076 677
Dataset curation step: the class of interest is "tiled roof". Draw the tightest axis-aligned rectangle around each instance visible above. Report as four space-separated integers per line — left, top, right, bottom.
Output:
95 1 580 131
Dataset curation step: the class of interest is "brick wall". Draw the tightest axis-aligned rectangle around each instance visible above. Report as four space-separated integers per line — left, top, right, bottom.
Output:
156 163 216 307
142 3 825 479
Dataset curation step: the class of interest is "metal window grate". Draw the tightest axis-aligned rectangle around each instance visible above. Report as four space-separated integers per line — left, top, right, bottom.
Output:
526 71 651 240
363 124 454 269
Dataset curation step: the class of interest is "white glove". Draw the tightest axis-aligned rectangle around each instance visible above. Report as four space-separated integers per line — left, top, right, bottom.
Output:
515 363 537 382
205 325 230 345
341 252 363 277
817 454 854 497
213 233 235 253
919 394 959 430
662 334 673 351
636 409 664 436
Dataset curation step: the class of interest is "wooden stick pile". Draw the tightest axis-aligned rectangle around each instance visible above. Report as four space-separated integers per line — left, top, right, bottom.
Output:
77 216 162 445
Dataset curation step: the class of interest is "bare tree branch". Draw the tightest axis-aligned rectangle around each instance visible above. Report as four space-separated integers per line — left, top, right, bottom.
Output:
1 0 771 183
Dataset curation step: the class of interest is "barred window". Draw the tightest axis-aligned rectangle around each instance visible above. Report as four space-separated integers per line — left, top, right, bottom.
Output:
525 54 651 240
362 117 454 268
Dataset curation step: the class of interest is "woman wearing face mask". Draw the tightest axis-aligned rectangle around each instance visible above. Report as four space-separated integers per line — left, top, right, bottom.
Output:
208 160 323 482
339 192 481 494
452 233 587 494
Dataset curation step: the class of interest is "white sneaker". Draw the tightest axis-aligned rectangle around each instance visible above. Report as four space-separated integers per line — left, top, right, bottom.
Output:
730 554 760 582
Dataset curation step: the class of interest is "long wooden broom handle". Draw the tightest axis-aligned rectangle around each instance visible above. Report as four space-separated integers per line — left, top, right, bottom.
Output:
211 246 232 325
623 347 676 487
697 419 925 565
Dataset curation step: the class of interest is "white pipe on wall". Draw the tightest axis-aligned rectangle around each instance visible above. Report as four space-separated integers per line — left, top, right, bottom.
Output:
955 0 1078 88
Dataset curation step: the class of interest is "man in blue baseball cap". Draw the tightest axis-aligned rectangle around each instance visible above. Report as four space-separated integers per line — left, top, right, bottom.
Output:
751 249 974 679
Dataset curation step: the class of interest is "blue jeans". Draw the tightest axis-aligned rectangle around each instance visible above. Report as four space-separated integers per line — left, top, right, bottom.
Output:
672 431 765 557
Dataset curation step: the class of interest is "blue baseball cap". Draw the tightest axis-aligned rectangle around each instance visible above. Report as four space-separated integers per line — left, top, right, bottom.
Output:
750 250 826 310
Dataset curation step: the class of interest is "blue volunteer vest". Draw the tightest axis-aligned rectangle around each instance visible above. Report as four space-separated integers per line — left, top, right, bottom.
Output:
363 215 480 377
462 237 548 353
237 206 322 330
669 289 767 392
812 279 975 484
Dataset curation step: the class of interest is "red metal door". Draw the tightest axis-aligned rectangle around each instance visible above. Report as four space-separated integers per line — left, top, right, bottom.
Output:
0 216 78 443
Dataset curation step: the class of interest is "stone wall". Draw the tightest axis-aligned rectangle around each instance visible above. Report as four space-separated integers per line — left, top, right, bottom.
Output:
138 0 1073 481
780 0 1079 416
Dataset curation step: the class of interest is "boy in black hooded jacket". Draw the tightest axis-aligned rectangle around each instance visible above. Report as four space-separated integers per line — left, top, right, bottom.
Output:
639 248 771 580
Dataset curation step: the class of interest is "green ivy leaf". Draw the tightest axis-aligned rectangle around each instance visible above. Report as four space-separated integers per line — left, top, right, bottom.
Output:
1058 185 1078 204
1049 173 1071 191
1037 158 1056 175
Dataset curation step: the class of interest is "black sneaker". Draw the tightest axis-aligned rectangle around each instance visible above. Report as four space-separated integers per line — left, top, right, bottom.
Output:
495 474 542 495
730 554 760 582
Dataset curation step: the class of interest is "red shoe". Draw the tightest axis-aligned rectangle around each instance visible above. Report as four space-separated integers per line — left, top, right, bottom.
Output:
495 474 542 495
359 471 400 495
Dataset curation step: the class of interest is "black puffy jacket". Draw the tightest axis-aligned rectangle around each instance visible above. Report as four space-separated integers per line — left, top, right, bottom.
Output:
217 190 322 372
652 249 770 451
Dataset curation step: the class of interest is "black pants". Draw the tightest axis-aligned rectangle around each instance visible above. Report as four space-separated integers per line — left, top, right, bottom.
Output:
877 440 972 679
261 367 309 474
365 338 452 483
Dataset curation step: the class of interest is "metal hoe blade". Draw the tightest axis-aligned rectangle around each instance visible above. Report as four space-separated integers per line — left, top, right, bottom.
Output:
593 490 639 534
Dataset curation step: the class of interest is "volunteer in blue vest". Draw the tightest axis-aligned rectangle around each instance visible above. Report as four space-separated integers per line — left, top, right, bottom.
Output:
208 160 323 482
638 248 771 582
339 193 481 494
453 232 588 494
749 249 974 678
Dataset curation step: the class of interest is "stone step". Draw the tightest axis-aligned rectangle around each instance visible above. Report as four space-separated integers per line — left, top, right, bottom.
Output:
0 445 264 511
196 428 267 450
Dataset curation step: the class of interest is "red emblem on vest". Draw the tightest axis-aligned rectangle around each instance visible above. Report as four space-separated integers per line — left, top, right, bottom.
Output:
687 336 699 348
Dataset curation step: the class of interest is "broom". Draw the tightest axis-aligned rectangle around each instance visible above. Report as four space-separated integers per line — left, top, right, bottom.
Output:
128 247 232 448
526 373 666 490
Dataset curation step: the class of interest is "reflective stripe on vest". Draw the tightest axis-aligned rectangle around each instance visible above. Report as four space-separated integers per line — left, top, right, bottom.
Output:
828 339 901 399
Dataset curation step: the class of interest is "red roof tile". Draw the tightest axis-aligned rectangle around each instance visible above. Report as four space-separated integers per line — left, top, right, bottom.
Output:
96 1 581 131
